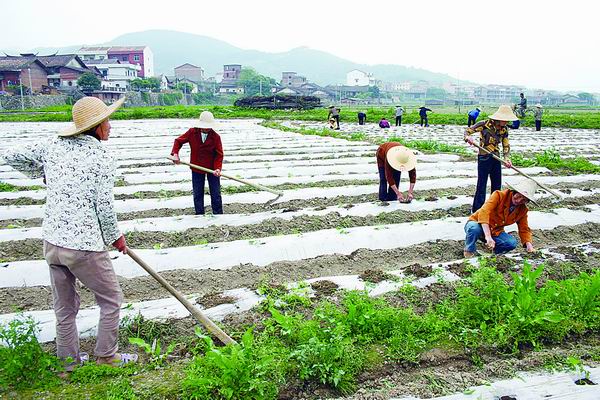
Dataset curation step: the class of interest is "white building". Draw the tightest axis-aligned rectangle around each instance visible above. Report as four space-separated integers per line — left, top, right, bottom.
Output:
84 59 141 92
346 69 376 86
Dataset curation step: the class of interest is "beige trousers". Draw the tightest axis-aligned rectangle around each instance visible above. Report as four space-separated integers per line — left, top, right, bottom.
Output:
44 241 123 362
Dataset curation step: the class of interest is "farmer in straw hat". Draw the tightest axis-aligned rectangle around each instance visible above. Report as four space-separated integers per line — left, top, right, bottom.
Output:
376 142 417 202
328 105 340 130
3 96 137 370
531 104 544 131
464 104 517 213
463 178 538 258
170 111 224 215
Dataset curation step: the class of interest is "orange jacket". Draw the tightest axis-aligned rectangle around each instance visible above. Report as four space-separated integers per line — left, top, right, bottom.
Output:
468 189 532 244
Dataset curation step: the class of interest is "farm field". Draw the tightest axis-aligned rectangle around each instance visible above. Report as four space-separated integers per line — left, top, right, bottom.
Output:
1 118 600 399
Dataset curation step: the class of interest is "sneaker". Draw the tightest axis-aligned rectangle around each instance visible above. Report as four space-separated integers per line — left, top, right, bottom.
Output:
97 352 139 367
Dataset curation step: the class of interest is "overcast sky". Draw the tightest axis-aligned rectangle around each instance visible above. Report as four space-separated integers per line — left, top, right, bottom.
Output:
3 0 598 92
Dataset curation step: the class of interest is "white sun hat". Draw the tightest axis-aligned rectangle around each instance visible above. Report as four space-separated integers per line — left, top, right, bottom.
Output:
197 111 219 129
386 146 417 172
506 178 539 205
489 104 518 122
59 96 125 137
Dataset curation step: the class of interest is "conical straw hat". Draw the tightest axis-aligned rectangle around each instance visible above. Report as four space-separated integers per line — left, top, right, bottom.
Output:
60 97 124 137
386 146 417 172
489 104 518 122
506 178 539 205
197 111 219 129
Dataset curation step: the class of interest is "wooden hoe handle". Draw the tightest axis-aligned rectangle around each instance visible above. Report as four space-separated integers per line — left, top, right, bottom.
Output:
127 249 237 345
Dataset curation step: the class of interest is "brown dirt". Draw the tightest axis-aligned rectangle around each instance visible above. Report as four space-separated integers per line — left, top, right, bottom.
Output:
310 280 339 297
195 293 237 308
359 269 394 283
404 263 433 278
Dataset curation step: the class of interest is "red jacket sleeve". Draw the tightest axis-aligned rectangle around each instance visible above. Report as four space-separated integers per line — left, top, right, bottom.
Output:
171 129 191 155
213 134 224 170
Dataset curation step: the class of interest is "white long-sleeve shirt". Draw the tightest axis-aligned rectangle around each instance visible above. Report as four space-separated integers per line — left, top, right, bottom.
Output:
3 135 121 251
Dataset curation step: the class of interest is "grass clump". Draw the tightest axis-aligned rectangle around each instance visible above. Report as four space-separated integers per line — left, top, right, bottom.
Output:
512 149 600 174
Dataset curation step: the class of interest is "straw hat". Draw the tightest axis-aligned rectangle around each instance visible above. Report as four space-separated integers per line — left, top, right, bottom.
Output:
60 97 124 137
386 146 417 172
535 104 543 108
506 179 539 205
197 111 218 129
489 104 518 122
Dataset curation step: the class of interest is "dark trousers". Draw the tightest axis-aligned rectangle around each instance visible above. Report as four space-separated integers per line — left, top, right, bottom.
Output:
468 116 476 126
192 172 223 215
472 155 502 213
358 116 365 125
378 167 401 201
395 116 402 126
333 115 340 129
420 117 428 127
535 120 542 131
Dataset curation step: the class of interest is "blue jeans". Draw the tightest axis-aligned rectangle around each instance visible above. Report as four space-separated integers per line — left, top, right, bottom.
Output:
464 221 518 254
378 166 401 201
472 154 502 213
191 172 223 215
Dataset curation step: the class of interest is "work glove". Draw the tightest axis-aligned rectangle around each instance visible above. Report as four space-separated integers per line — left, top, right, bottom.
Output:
112 234 128 254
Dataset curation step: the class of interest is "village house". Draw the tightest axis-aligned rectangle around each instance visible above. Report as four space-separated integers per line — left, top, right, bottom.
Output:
218 64 244 94
30 54 100 88
346 69 376 87
0 57 48 93
84 59 140 92
77 46 154 78
174 63 204 82
281 72 307 87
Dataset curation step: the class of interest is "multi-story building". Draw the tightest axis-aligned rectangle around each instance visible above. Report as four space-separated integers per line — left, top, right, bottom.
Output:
77 46 154 78
84 59 140 92
474 85 524 104
222 64 242 81
281 72 307 87
174 63 204 82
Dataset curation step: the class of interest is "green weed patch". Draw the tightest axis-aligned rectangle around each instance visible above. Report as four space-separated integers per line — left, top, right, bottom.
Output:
512 149 600 174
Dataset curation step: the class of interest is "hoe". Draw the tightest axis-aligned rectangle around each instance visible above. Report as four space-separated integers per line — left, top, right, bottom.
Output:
167 155 283 205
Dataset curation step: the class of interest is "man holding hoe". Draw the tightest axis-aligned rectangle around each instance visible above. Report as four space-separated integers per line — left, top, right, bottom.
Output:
464 104 517 213
170 111 224 215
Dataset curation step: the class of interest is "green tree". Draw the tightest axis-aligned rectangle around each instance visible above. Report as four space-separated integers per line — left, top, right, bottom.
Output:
131 77 161 92
146 77 161 92
238 68 277 96
175 82 194 94
577 92 595 104
77 72 101 91
367 85 380 99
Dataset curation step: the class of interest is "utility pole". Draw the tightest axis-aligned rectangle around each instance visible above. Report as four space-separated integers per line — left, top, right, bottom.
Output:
28 68 33 100
19 78 25 111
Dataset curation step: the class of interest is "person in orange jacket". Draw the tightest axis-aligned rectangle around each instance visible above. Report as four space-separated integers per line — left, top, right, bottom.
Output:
463 179 538 258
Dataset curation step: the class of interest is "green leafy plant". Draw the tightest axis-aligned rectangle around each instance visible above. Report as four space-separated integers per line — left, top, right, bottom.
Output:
0 315 62 389
129 337 178 369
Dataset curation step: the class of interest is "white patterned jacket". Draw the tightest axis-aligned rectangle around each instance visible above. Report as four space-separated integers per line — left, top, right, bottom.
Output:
4 135 121 251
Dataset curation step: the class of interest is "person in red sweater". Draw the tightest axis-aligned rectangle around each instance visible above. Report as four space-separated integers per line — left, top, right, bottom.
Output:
170 111 224 215
376 143 417 202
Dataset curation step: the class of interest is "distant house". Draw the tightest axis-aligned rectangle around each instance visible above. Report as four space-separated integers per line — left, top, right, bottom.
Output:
174 63 204 82
84 59 140 92
31 54 99 88
77 46 154 78
175 78 199 94
0 57 48 93
219 81 244 94
327 84 370 98
346 69 376 87
223 64 242 81
281 72 307 87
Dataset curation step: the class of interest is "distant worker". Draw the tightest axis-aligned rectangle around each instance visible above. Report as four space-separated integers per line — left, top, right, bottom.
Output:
464 104 517 213
328 105 340 130
467 107 481 127
464 179 538 258
376 142 417 203
395 105 404 126
418 106 432 127
532 104 544 131
357 111 367 125
516 92 527 118
509 105 521 129
379 117 391 128
170 111 224 215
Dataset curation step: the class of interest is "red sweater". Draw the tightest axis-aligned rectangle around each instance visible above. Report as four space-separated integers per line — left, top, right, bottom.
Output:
171 128 224 174
376 142 417 186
